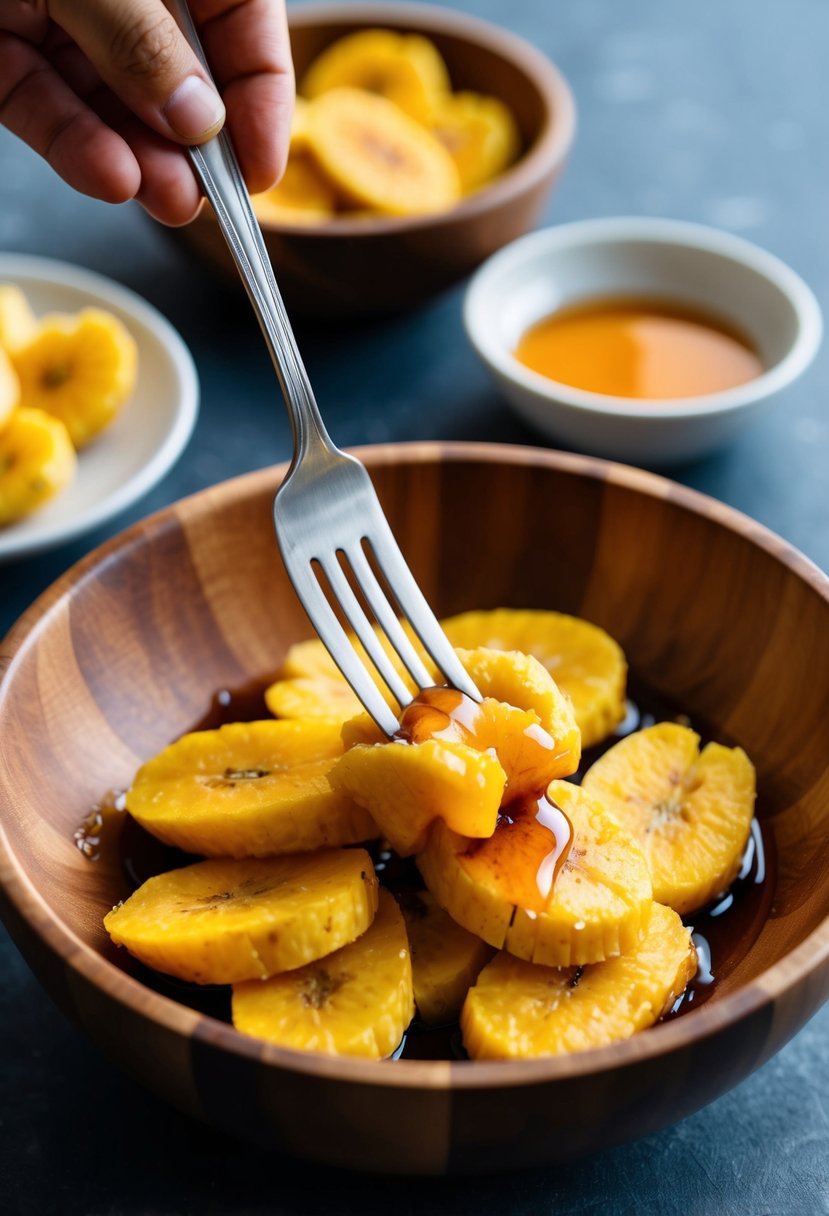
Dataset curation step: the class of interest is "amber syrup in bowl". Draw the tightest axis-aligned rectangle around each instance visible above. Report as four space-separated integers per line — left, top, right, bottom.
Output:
78 676 776 1060
514 296 764 401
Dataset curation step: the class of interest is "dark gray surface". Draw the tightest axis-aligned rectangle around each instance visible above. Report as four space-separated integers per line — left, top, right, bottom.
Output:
1 0 828 1212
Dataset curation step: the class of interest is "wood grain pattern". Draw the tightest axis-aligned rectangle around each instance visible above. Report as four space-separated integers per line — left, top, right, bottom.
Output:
1 442 829 1174
176 2 576 318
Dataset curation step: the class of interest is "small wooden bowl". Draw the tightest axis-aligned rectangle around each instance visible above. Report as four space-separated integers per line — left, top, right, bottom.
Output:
177 1 576 318
1 443 828 1175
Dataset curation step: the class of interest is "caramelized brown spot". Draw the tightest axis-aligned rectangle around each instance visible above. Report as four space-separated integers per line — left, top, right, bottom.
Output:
301 968 349 1009
43 364 70 389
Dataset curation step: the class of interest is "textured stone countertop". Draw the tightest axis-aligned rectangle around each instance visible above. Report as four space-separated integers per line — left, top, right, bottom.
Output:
1 1 827 1212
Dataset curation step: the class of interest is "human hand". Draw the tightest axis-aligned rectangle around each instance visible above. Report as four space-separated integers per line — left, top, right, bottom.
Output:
0 0 294 225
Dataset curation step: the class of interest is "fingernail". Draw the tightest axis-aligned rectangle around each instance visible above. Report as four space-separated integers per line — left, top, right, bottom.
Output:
164 76 225 141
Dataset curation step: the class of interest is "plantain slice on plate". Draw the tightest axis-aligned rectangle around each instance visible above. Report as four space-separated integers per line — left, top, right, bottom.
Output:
0 406 76 526
418 780 653 968
232 889 414 1058
0 344 19 429
0 283 37 354
104 850 379 984
461 902 696 1059
125 719 378 858
12 306 137 447
582 722 756 915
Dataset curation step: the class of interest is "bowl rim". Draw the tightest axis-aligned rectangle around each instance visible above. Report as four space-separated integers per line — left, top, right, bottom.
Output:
1 440 828 1091
246 0 576 236
463 216 824 419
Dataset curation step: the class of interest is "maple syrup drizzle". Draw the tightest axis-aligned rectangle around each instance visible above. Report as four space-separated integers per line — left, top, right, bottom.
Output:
79 677 777 1059
395 687 575 910
459 792 574 913
394 686 487 746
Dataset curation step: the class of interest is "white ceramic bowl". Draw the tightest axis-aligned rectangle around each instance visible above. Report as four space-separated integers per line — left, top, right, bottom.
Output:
463 217 822 464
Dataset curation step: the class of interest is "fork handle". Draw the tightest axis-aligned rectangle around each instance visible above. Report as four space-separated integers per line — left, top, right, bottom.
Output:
166 0 333 465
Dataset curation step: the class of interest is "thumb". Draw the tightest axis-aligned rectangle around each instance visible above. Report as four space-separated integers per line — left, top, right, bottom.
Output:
50 0 225 144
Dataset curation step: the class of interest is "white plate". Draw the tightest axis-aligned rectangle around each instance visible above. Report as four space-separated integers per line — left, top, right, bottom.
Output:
0 254 198 561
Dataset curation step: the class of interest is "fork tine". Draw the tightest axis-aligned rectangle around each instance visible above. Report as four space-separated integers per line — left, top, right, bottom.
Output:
347 542 435 690
287 560 400 736
365 531 481 701
317 553 415 710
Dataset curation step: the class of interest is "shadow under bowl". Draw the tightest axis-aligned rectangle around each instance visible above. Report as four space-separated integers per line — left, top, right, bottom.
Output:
1 442 828 1174
176 1 576 319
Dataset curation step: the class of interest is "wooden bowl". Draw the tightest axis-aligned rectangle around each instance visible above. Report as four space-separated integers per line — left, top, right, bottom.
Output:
177 2 576 318
1 442 828 1175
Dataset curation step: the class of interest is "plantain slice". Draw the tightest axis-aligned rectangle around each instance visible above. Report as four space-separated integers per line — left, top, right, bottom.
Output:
582 723 756 915
267 609 624 749
266 639 364 722
0 406 76 526
442 609 627 748
400 889 493 1025
268 639 581 774
418 780 652 968
0 284 37 354
430 91 520 192
305 87 461 217
0 345 19 429
330 735 506 857
454 647 581 783
231 889 414 1058
251 154 338 226
125 720 378 858
266 624 428 723
330 648 580 856
461 902 696 1059
104 850 379 984
290 96 312 153
300 29 450 123
12 307 137 448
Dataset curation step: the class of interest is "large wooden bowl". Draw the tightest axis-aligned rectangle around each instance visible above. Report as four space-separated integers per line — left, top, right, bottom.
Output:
1 443 828 1175
177 1 576 318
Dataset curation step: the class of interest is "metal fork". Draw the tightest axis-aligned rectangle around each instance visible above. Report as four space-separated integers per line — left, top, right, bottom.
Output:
170 2 480 736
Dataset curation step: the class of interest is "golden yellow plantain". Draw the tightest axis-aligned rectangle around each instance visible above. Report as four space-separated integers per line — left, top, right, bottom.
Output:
461 902 696 1059
232 889 413 1058
104 849 379 984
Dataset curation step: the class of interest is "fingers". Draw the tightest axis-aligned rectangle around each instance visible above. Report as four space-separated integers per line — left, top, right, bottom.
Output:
76 78 203 225
222 71 294 194
197 0 294 190
3 0 294 221
49 0 226 144
0 31 140 202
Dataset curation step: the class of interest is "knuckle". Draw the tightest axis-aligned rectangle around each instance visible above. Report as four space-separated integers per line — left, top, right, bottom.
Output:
110 11 180 82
